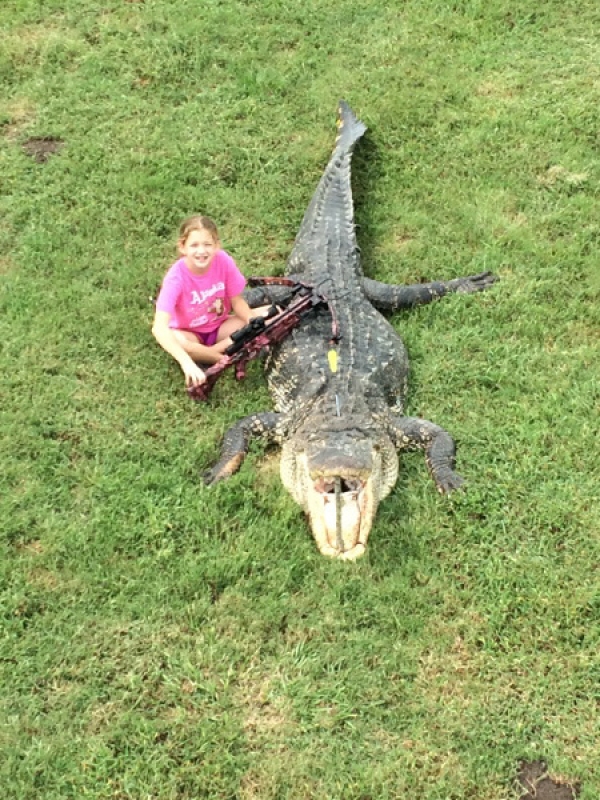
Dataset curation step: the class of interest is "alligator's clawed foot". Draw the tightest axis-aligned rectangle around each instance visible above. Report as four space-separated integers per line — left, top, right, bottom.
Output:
203 458 243 486
455 271 499 293
435 470 465 494
202 468 220 486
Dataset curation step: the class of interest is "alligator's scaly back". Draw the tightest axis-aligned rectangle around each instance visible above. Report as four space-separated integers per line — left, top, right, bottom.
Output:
287 101 367 283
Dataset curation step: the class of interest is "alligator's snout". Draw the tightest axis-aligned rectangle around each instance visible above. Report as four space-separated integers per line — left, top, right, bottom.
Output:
308 447 371 478
308 473 371 560
314 476 366 559
280 433 399 560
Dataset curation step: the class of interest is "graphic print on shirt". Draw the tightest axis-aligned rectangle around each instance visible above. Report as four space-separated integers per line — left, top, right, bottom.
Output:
189 283 225 306
208 297 225 318
187 282 227 330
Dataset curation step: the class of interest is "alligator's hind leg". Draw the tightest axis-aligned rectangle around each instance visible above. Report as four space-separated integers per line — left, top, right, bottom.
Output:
388 415 465 493
204 412 281 485
363 271 498 312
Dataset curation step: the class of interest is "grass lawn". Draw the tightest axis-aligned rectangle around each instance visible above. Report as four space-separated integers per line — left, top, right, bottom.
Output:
1 1 599 797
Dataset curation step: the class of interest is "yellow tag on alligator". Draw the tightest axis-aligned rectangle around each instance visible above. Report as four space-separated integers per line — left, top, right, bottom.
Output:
328 349 338 374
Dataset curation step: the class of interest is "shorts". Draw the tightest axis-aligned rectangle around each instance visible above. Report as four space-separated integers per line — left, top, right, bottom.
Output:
195 328 220 346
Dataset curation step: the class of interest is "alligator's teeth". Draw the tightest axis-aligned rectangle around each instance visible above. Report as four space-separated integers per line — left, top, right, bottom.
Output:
323 491 359 504
314 478 335 494
313 477 365 495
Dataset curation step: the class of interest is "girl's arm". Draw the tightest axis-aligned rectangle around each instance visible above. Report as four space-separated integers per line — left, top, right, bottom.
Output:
230 294 270 324
151 310 207 387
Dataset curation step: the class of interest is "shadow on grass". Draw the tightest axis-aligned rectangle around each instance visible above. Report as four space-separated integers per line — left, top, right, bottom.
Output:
350 128 385 281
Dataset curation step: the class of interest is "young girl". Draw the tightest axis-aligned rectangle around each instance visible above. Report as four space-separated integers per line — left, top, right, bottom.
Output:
152 215 268 389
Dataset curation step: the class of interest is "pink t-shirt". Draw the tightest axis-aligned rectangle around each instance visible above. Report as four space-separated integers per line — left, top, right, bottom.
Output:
156 251 246 334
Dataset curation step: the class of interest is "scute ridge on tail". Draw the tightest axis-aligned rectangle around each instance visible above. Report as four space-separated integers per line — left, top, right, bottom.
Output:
335 99 367 152
286 101 366 278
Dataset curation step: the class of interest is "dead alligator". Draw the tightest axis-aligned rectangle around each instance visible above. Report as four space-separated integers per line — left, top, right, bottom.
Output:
204 101 497 559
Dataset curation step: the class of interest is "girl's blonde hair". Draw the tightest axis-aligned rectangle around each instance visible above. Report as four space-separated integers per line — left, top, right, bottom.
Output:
178 215 220 245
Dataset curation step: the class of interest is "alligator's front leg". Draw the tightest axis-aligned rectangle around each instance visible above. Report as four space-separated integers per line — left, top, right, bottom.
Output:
363 271 497 312
243 284 295 309
388 415 464 493
204 412 281 485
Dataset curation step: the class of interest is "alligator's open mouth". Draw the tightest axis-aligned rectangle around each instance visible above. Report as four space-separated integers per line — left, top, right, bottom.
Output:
310 474 370 560
314 476 363 495
280 436 398 560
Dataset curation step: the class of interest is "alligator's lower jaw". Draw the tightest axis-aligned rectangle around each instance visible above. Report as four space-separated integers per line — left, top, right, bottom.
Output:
318 542 366 561
307 478 375 559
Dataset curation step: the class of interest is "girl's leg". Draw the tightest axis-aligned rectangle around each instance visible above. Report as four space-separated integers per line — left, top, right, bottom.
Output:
173 329 199 348
216 315 245 341
173 330 224 364
216 307 271 342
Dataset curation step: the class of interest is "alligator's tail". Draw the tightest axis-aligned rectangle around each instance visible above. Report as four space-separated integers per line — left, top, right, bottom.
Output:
287 101 367 278
335 100 367 153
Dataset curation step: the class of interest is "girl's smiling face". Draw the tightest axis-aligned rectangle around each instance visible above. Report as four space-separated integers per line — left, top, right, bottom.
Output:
179 227 219 274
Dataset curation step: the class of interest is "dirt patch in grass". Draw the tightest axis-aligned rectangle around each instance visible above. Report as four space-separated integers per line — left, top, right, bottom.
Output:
16 538 44 555
518 760 579 799
537 165 588 189
22 136 64 163
236 670 289 739
28 567 60 590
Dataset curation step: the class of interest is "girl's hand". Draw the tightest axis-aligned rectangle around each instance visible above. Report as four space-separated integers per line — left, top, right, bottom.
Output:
249 304 272 320
182 361 206 388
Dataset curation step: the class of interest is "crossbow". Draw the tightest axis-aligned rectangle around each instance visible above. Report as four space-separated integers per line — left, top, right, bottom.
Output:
187 278 339 402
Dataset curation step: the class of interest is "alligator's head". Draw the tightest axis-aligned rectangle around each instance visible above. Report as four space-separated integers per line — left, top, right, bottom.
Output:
280 416 398 560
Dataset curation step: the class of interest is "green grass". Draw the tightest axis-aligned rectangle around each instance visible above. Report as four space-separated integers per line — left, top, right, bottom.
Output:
1 0 599 797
